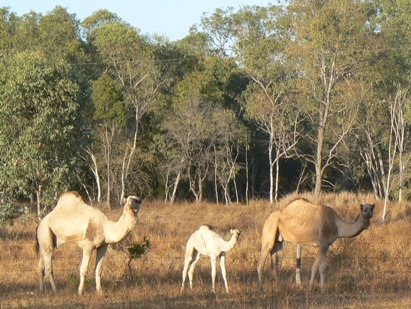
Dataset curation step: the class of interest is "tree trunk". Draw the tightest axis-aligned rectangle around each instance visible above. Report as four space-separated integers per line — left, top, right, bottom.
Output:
314 125 324 201
268 135 274 204
36 184 42 217
105 126 113 209
274 148 280 203
170 172 181 204
120 109 139 204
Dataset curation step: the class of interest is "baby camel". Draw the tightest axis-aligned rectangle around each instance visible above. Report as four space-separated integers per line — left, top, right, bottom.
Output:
181 225 241 293
257 198 374 293
35 191 142 295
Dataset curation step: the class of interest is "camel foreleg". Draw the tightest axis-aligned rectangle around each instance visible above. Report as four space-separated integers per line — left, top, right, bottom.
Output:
78 246 94 296
210 256 217 293
95 245 107 295
308 245 328 293
220 254 229 293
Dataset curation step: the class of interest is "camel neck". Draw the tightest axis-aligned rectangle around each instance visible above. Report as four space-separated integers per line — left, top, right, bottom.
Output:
221 235 238 252
336 215 370 238
104 209 136 244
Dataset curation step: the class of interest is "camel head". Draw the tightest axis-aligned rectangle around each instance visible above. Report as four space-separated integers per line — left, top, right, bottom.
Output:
360 203 375 220
230 228 242 240
123 196 142 217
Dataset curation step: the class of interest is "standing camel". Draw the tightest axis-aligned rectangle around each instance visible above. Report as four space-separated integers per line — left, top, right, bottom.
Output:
181 225 241 293
35 191 142 295
257 198 374 293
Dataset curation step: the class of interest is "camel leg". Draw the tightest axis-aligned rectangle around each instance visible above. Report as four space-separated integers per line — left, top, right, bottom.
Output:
187 250 200 290
318 246 329 293
95 245 107 295
181 248 195 292
38 253 45 293
41 247 57 294
296 244 302 285
220 255 229 293
270 241 283 280
257 246 271 290
270 252 278 280
210 256 217 293
37 224 57 294
78 246 94 296
308 245 328 293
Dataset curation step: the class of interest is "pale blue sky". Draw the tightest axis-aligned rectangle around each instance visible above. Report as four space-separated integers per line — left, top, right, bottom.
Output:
4 0 273 41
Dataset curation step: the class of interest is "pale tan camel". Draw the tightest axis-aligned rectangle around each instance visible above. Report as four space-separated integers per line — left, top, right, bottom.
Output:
257 198 374 293
181 225 241 293
35 191 142 295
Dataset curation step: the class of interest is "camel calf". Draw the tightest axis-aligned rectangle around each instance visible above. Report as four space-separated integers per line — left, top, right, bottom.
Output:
181 225 241 293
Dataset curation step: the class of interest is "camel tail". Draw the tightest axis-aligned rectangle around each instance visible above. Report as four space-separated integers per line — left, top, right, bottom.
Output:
35 225 40 254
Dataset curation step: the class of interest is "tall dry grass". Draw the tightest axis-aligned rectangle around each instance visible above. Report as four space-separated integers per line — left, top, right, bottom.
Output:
0 192 410 308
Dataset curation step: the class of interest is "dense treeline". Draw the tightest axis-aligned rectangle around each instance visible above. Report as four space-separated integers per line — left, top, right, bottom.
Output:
0 1 410 217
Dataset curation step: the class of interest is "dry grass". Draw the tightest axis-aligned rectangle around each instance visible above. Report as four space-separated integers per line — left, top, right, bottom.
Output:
0 192 410 308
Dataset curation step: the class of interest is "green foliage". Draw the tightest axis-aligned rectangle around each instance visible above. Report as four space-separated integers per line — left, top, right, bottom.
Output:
92 72 124 125
0 202 28 227
0 51 83 211
0 2 410 206
127 237 151 260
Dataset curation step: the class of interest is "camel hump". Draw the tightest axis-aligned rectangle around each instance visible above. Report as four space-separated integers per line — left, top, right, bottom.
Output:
200 224 215 231
56 191 85 208
286 197 315 207
60 191 83 200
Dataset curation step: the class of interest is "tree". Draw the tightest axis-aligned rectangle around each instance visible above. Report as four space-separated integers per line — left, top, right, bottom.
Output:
286 0 374 199
359 0 411 219
90 18 165 203
0 52 83 215
231 4 300 203
91 72 124 206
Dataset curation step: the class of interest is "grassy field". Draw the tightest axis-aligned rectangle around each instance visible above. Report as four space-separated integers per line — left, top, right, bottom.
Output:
0 192 410 308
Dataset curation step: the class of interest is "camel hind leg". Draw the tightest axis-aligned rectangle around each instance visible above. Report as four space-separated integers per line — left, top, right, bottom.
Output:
187 250 200 290
36 223 57 294
257 212 281 290
296 244 302 285
95 245 108 295
181 246 199 292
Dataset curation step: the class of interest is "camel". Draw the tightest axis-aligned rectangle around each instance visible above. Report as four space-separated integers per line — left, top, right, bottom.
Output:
35 191 142 295
257 198 374 293
181 225 241 293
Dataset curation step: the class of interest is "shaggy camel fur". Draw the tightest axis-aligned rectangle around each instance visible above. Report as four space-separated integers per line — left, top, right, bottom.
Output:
181 225 241 293
36 191 142 295
257 198 374 293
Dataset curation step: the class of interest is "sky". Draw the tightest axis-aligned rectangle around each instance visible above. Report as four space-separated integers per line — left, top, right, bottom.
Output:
4 0 273 41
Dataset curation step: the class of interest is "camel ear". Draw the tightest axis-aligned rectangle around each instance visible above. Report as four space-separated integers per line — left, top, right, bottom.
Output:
123 198 127 205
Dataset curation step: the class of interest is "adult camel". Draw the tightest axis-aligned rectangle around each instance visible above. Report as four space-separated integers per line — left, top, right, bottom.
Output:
257 198 374 293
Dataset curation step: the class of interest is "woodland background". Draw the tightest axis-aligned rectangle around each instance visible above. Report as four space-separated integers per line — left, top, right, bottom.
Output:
0 0 410 219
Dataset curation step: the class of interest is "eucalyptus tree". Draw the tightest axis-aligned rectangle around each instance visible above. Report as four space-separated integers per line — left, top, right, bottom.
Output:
229 4 301 203
359 0 411 219
91 73 124 205
0 7 17 55
0 52 83 215
161 51 246 203
84 11 165 203
285 0 374 199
